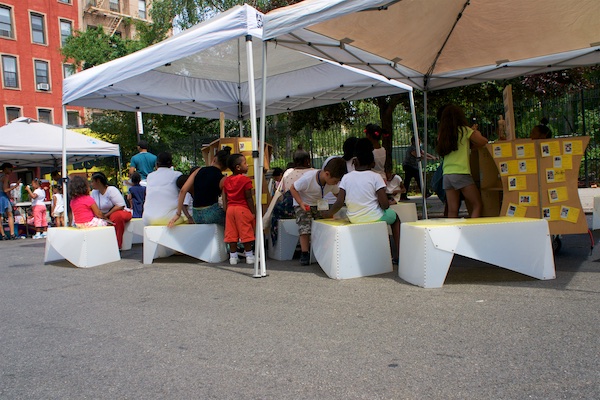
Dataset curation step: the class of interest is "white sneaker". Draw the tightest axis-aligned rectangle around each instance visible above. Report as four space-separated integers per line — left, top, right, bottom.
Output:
32 233 42 239
245 255 256 264
229 257 239 265
41 232 47 238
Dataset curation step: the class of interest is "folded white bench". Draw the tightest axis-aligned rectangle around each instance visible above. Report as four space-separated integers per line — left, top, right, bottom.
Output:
399 217 555 288
268 219 299 261
311 219 393 279
121 218 144 250
143 224 228 264
44 226 121 268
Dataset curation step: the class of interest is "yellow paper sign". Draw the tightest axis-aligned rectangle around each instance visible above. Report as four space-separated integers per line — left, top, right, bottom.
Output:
556 154 573 170
238 141 252 151
506 203 527 217
542 206 561 221
515 143 535 158
540 141 561 157
548 186 568 203
563 140 583 156
516 159 537 174
545 168 566 183
261 193 268 204
508 175 527 191
560 206 580 223
518 192 538 206
492 143 513 158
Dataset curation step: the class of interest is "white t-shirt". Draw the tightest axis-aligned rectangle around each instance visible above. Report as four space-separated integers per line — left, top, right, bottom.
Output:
32 188 46 206
372 147 386 178
292 169 339 207
322 155 343 205
385 174 403 194
143 167 182 225
91 186 126 214
183 192 193 216
53 193 65 214
339 170 386 223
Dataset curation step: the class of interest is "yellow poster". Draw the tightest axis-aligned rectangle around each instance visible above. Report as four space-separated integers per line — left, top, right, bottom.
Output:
548 186 568 203
542 206 561 221
563 140 583 156
545 168 566 183
506 203 527 217
540 141 561 157
517 159 537 174
238 141 252 151
555 154 574 170
515 143 535 158
518 192 538 206
492 143 513 158
560 206 580 223
508 175 527 191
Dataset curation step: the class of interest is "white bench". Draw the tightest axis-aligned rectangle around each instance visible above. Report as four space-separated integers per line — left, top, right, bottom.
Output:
143 224 228 264
44 226 121 268
398 217 556 288
311 219 393 279
267 219 299 261
121 218 144 250
390 203 418 223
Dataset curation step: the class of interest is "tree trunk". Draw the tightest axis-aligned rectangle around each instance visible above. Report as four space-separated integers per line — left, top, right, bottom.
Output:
376 94 404 171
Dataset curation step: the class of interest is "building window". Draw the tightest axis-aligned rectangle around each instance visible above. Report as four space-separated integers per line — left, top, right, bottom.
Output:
6 107 21 122
67 111 79 127
60 20 72 46
138 0 146 19
38 109 52 124
30 13 46 44
2 55 18 88
63 63 74 78
109 0 119 12
0 5 13 38
58 0 71 4
34 60 49 90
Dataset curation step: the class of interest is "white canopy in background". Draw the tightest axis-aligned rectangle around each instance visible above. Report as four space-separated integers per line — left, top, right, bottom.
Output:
0 117 120 168
263 0 600 91
62 4 413 119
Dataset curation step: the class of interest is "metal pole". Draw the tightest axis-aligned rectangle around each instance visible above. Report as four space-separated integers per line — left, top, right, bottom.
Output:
245 35 264 278
580 89 588 187
410 90 426 218
257 40 269 277
61 106 69 226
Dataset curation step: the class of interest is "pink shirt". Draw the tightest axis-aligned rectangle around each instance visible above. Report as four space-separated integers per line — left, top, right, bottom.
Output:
71 195 96 224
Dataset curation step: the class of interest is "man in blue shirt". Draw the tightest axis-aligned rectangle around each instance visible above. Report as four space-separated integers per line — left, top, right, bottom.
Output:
129 140 157 186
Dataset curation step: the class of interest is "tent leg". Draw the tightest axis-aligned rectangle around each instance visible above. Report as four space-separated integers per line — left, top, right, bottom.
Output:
61 106 69 226
245 35 266 278
410 91 426 219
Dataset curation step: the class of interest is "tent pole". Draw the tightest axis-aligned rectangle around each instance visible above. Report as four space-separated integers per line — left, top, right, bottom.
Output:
61 106 69 226
245 35 264 278
422 91 428 219
257 40 268 277
410 90 426 219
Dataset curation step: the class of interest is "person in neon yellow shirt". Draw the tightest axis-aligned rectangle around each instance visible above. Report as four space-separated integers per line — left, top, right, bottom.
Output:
436 105 488 218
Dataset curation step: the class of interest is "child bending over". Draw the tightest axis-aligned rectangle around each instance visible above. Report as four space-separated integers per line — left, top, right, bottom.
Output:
222 154 256 265
324 138 400 263
290 157 347 265
69 176 110 228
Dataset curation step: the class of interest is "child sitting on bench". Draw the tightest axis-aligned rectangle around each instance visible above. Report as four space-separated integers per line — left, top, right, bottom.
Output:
70 176 111 228
290 157 347 265
323 138 400 264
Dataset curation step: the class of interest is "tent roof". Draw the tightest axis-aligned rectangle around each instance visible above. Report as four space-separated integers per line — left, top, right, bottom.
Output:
62 4 412 120
0 117 120 168
263 0 600 91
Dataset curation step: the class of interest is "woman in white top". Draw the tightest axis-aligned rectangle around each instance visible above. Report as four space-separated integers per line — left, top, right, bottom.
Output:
365 123 387 182
143 152 184 226
90 171 132 249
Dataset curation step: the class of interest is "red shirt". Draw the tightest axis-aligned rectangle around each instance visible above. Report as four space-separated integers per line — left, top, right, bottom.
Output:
223 174 253 208
71 195 96 224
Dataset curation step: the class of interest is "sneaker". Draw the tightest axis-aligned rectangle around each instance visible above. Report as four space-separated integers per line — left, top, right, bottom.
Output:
245 255 255 264
41 232 47 238
229 257 239 265
32 233 42 240
300 252 310 266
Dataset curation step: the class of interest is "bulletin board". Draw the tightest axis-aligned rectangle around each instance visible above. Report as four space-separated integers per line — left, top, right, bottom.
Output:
485 137 589 235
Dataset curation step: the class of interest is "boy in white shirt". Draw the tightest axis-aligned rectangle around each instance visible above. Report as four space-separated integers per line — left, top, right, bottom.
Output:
290 158 347 265
385 168 406 204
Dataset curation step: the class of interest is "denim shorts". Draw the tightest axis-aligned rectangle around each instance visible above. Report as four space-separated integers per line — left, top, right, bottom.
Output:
192 203 225 225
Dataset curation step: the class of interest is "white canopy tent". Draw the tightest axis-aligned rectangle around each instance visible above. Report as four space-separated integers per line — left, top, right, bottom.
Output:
0 117 120 168
62 4 418 277
263 0 600 217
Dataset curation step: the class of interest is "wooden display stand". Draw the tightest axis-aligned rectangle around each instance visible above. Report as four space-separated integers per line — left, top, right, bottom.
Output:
483 137 590 235
201 137 273 208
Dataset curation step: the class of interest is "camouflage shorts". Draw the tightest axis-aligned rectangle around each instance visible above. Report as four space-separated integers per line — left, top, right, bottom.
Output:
294 205 322 235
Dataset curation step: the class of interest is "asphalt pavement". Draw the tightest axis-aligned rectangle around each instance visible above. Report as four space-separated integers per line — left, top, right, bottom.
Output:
1 212 599 399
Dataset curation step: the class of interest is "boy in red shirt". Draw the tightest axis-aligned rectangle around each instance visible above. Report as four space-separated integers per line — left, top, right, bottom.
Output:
223 154 256 265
